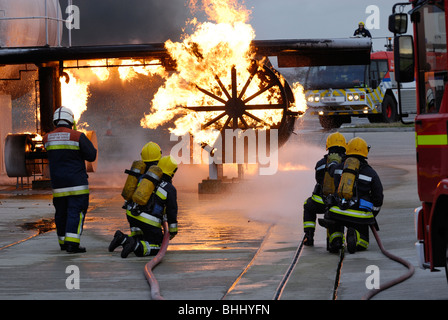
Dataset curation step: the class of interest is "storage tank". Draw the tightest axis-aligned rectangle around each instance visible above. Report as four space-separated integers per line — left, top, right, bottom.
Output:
0 0 63 47
0 0 63 99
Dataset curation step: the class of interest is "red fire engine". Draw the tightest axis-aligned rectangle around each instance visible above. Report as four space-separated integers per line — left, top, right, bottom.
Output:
391 0 448 280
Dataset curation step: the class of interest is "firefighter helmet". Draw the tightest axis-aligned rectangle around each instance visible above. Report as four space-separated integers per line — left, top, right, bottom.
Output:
359 21 365 26
141 142 162 163
346 137 369 158
53 106 74 126
158 155 178 177
326 132 347 150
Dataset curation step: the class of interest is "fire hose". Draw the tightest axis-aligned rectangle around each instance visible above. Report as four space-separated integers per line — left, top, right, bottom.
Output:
362 225 415 300
143 220 170 300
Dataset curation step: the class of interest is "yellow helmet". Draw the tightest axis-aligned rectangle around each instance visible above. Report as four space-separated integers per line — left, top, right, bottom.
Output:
141 142 162 162
346 137 369 158
359 21 365 26
326 132 347 150
158 155 178 177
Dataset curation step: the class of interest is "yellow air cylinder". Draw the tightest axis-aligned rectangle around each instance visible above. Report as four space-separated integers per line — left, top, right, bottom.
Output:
337 157 360 200
132 165 163 206
121 160 146 201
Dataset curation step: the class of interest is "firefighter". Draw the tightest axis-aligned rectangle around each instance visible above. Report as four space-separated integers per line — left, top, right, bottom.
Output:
109 155 179 258
353 21 372 38
302 132 347 246
322 137 383 254
43 106 97 253
109 141 162 254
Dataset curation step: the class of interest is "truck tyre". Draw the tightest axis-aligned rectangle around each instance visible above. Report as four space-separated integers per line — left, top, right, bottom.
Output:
382 94 398 123
319 115 343 129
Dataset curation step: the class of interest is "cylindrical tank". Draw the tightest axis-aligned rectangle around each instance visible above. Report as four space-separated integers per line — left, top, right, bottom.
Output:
0 0 63 98
0 0 63 47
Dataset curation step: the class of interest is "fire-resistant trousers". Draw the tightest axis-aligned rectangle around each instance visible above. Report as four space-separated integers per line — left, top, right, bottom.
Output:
53 194 89 247
303 195 327 233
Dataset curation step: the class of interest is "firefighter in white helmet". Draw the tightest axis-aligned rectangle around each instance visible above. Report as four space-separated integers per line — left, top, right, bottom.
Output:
43 106 97 253
319 137 383 254
302 132 347 246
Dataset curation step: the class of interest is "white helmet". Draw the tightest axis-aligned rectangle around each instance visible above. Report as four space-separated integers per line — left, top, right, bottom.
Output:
53 106 74 126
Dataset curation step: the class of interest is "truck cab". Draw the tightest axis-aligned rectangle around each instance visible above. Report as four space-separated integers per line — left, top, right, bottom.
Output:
305 48 416 129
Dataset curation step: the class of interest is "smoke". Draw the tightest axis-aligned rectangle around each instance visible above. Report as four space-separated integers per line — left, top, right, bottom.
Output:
176 140 324 225
64 0 192 45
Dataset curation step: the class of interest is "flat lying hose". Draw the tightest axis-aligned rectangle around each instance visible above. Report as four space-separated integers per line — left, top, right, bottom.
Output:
144 221 170 300
362 225 415 300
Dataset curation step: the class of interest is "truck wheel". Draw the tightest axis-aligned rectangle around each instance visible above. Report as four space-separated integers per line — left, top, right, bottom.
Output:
382 94 397 123
319 115 343 129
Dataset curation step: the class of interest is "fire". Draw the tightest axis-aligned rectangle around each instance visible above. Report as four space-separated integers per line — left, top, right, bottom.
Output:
140 0 307 146
59 0 307 147
59 59 166 131
60 69 90 130
278 162 310 172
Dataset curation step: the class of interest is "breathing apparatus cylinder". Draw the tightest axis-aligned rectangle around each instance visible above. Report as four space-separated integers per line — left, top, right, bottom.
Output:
132 165 163 206
121 160 147 201
322 153 342 196
337 157 360 200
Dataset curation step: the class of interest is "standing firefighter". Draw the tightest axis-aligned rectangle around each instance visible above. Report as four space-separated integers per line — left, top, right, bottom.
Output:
109 149 179 258
302 132 347 246
353 21 372 38
321 137 383 253
43 106 97 253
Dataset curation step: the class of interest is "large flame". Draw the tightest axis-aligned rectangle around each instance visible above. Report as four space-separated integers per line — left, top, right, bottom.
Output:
140 0 307 146
59 0 307 146
59 59 166 130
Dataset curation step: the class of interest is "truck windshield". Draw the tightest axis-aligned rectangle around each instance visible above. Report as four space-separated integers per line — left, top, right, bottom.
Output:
305 65 367 90
415 1 447 114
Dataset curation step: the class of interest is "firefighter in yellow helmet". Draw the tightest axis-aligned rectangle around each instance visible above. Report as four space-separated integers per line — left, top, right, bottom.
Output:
353 21 372 38
302 132 347 246
109 152 179 258
319 137 383 254
109 141 164 256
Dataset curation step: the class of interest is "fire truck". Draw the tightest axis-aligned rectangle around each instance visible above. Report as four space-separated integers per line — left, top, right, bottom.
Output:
390 0 448 281
304 46 417 129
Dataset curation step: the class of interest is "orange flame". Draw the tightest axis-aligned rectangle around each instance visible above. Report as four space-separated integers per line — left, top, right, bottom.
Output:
140 0 306 146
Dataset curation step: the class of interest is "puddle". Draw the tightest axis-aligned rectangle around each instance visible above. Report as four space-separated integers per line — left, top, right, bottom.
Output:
19 218 56 234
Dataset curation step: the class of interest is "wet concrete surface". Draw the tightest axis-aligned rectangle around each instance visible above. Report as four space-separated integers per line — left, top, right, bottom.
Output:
0 116 447 302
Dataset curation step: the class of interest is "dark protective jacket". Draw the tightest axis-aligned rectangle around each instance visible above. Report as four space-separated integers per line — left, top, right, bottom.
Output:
149 175 178 235
43 125 97 197
353 28 372 38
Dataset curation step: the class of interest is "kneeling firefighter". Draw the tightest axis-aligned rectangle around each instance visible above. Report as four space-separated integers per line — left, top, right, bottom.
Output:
109 141 163 255
302 132 347 246
109 152 179 258
320 137 383 254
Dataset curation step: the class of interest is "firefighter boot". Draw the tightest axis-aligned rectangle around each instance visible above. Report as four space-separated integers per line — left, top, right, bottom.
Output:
108 230 127 252
121 236 137 258
328 237 343 254
346 228 357 254
66 243 86 254
303 229 314 246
